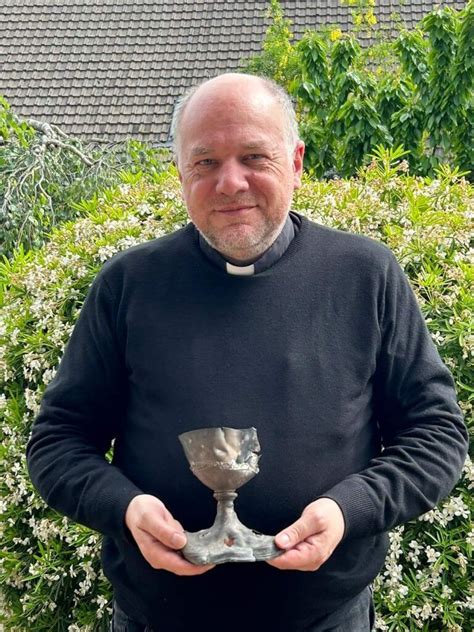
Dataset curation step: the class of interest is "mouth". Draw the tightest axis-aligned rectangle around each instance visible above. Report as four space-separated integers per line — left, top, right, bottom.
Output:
215 205 256 215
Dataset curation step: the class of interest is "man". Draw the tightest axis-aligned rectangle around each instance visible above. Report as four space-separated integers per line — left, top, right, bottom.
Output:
27 74 467 632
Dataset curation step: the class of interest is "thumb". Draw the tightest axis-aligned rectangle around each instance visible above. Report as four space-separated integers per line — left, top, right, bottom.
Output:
127 494 188 550
274 513 317 550
146 516 187 550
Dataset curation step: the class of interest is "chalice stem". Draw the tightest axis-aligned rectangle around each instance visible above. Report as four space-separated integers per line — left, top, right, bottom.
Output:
213 491 239 537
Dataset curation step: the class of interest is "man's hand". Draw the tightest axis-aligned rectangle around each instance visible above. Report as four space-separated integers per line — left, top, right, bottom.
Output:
125 494 215 576
267 497 345 571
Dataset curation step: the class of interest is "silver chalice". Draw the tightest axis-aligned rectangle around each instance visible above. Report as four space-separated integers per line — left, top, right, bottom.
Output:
178 426 281 565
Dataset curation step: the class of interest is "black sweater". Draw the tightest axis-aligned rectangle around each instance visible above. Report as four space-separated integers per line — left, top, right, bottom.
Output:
27 217 467 631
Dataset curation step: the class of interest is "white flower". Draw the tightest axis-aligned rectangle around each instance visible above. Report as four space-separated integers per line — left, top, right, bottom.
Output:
425 546 441 564
77 545 91 559
466 529 474 547
374 614 389 630
97 244 119 262
136 202 152 216
95 594 108 608
42 367 57 385
456 553 467 573
118 183 131 195
442 496 469 520
419 508 437 524
441 585 453 599
431 331 444 345
24 388 41 414
420 603 433 620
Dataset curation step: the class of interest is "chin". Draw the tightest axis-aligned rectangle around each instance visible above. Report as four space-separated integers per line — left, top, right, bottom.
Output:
221 240 278 263
210 226 267 256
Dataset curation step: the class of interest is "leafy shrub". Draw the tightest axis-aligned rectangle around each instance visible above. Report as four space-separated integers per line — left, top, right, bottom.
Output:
242 0 474 179
0 160 472 631
0 98 170 259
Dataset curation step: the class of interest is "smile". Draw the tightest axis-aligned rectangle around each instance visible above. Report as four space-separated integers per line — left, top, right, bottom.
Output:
215 206 256 214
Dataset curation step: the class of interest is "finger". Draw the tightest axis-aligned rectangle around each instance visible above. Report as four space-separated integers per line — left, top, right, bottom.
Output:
137 531 215 576
154 549 215 576
274 514 322 551
267 538 324 571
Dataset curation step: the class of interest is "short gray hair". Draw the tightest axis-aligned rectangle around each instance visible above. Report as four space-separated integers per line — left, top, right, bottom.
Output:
171 74 299 163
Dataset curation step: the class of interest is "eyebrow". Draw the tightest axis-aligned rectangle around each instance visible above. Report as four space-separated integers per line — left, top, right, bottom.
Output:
190 141 274 157
190 146 212 157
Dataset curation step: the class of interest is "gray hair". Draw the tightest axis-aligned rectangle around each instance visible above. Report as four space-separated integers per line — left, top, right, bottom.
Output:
171 74 299 163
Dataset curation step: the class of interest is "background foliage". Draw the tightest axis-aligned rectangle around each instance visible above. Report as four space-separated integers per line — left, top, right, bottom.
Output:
0 97 168 259
243 0 474 179
0 155 472 631
0 1 472 628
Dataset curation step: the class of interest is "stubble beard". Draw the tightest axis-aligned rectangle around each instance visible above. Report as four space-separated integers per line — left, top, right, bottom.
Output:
199 214 287 263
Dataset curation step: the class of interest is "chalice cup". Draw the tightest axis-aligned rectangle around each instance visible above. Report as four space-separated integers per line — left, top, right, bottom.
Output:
178 426 281 565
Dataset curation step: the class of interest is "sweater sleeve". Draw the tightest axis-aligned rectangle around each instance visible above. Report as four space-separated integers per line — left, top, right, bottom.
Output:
26 268 143 540
323 252 468 540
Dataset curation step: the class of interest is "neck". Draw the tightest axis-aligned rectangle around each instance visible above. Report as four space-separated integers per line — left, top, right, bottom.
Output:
203 221 289 266
224 252 263 266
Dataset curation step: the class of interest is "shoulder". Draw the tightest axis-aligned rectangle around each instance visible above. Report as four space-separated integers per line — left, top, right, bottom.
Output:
105 223 193 268
301 216 397 274
98 223 195 284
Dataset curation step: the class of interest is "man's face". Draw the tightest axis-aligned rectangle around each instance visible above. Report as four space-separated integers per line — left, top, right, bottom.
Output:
177 79 305 262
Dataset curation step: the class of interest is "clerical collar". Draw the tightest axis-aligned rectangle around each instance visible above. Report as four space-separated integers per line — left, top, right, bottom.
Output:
197 212 301 275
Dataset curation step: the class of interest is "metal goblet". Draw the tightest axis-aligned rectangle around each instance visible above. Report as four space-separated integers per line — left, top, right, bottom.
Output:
178 426 281 565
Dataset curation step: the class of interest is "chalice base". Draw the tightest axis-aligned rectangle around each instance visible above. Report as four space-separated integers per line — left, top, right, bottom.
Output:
182 493 282 565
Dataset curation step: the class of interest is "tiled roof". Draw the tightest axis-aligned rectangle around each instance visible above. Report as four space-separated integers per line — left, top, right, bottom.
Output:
0 1 466 145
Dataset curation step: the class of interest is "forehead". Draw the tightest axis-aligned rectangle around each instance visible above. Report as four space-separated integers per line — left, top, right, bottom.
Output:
179 85 286 151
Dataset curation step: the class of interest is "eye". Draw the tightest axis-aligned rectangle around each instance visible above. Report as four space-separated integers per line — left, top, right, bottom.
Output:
196 158 216 167
245 154 265 161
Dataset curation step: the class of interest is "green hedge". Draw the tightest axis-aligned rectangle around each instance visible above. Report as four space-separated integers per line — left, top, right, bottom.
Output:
0 161 472 631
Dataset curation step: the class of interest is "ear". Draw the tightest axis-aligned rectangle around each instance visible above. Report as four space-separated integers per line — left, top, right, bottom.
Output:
292 141 305 189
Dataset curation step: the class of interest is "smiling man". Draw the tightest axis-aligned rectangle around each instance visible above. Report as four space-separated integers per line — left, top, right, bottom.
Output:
27 74 467 632
175 75 304 264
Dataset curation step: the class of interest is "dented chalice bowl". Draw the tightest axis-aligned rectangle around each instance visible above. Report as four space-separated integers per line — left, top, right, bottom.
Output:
179 426 260 491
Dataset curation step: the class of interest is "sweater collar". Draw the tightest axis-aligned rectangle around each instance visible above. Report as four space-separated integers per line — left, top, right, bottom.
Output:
197 212 300 275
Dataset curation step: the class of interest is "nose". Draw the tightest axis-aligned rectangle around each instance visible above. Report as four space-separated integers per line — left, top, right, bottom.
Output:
215 159 250 196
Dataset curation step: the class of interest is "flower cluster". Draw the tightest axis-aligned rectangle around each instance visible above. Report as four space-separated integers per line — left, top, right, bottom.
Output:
1 165 472 630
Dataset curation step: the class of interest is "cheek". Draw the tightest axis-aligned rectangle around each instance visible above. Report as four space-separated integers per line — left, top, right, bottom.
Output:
248 173 275 196
251 170 288 192
183 184 215 227
183 180 209 205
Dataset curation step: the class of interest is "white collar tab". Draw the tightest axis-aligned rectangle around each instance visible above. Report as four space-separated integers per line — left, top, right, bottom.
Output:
225 262 256 276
